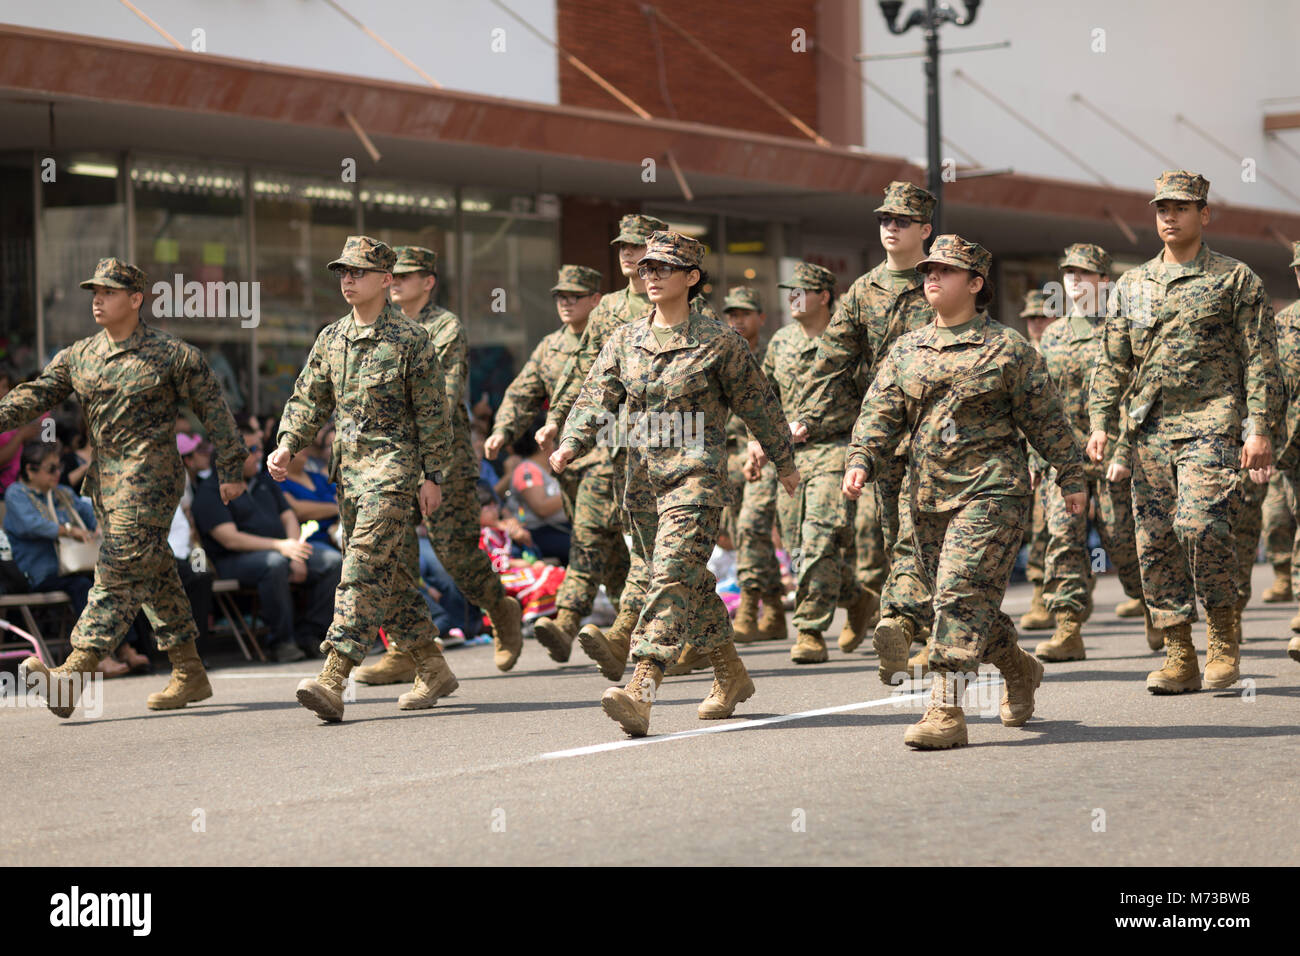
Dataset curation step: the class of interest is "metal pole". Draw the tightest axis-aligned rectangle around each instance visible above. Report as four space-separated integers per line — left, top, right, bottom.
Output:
924 0 943 235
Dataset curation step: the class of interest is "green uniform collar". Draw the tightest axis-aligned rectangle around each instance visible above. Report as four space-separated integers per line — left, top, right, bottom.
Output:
919 311 989 350
869 259 924 294
1147 241 1213 285
632 309 701 355
92 320 149 357
341 302 398 341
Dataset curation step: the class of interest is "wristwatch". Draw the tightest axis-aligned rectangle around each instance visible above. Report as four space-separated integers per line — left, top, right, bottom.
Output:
428 471 443 485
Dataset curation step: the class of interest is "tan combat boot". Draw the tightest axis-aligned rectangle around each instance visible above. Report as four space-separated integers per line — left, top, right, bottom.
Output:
698 641 755 719
353 645 416 685
1146 623 1200 694
1203 607 1241 689
295 648 356 722
872 615 914 685
1115 596 1145 618
665 641 711 676
753 592 787 642
146 640 212 710
20 648 101 719
601 659 663 736
906 643 931 678
398 637 460 709
904 672 968 750
1035 609 1086 662
1288 635 1300 663
533 608 581 663
490 595 524 672
578 604 637 681
1291 608 1300 634
1143 606 1164 652
1019 583 1053 630
731 590 762 643
992 643 1045 726
838 588 878 653
1262 562 1292 603
790 630 829 664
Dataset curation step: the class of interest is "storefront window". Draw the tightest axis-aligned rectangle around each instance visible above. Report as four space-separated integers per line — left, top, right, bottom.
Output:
39 152 125 361
359 179 458 314
131 156 250 415
253 170 355 415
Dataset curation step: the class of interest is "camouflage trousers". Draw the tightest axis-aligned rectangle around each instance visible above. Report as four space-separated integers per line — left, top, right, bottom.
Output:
1131 431 1243 628
557 467 629 617
720 449 746 548
852 469 888 598
1024 486 1049 586
877 455 933 632
1234 472 1268 605
1281 473 1300 591
425 466 507 612
1262 469 1296 566
70 511 198 655
777 469 858 633
330 490 439 663
626 505 731 667
917 495 1029 675
1044 473 1143 614
736 462 781 594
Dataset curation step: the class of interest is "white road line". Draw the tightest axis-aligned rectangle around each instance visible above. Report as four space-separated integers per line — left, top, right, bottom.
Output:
539 679 1000 760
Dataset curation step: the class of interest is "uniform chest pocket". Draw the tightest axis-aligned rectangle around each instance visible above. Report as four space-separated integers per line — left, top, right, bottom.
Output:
901 378 927 424
664 371 709 401
950 367 1003 401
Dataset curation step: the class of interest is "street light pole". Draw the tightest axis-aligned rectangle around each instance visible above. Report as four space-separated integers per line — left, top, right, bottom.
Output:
878 0 982 236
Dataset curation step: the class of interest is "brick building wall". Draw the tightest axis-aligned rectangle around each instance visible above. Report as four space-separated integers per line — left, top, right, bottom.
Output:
556 0 821 140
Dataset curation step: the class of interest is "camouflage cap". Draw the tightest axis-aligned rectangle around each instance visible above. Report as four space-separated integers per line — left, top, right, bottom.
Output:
551 264 602 294
611 213 671 246
1020 290 1051 319
327 235 396 272
638 230 705 269
778 262 836 293
916 234 992 279
1290 241 1300 269
1150 170 1210 205
722 286 763 312
873 181 937 222
391 246 437 274
1059 242 1112 275
79 257 147 294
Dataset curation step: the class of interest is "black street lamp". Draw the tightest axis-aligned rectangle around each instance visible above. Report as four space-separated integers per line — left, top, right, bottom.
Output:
877 0 982 234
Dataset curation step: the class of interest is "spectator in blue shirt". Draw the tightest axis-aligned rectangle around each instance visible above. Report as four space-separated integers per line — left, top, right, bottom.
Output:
276 445 339 550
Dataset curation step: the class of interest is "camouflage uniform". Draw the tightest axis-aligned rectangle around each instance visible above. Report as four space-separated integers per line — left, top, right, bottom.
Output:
560 233 795 668
848 237 1084 675
0 259 245 657
792 181 937 630
491 265 629 618
1089 174 1282 630
764 264 858 633
547 215 719 622
1039 245 1143 614
277 239 451 663
1274 246 1300 600
1020 290 1057 599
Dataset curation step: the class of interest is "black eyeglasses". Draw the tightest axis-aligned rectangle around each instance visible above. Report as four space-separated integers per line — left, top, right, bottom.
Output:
553 293 592 305
877 215 919 229
636 264 682 280
333 267 373 281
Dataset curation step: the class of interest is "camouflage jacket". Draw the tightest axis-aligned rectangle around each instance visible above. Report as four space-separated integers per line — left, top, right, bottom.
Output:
1038 314 1115 480
1088 243 1282 447
762 322 854 477
1272 301 1300 473
546 283 718 434
848 314 1084 511
278 303 450 497
560 310 795 511
494 324 604 473
417 302 477 485
725 335 768 453
793 261 933 442
0 322 244 528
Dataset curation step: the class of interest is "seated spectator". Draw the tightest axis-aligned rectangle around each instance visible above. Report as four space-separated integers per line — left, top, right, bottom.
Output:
0 368 47 495
2 441 150 677
276 446 339 551
477 481 565 624
192 423 342 663
416 524 474 640
306 423 333 476
56 413 93 494
505 425 571 564
159 433 216 650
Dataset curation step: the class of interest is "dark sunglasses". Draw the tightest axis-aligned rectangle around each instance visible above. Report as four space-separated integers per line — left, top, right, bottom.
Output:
877 215 919 229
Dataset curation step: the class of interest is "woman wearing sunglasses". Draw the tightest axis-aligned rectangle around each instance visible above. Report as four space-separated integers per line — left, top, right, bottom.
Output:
551 230 800 737
843 235 1086 750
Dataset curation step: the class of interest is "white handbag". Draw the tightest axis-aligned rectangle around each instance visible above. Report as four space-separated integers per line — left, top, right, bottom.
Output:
48 489 100 575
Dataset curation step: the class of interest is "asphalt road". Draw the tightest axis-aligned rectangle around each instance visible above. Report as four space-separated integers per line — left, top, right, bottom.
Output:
3 565 1297 866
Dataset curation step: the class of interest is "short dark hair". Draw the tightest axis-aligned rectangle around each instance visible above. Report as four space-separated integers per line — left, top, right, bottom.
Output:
974 273 995 310
19 441 58 484
688 268 709 302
